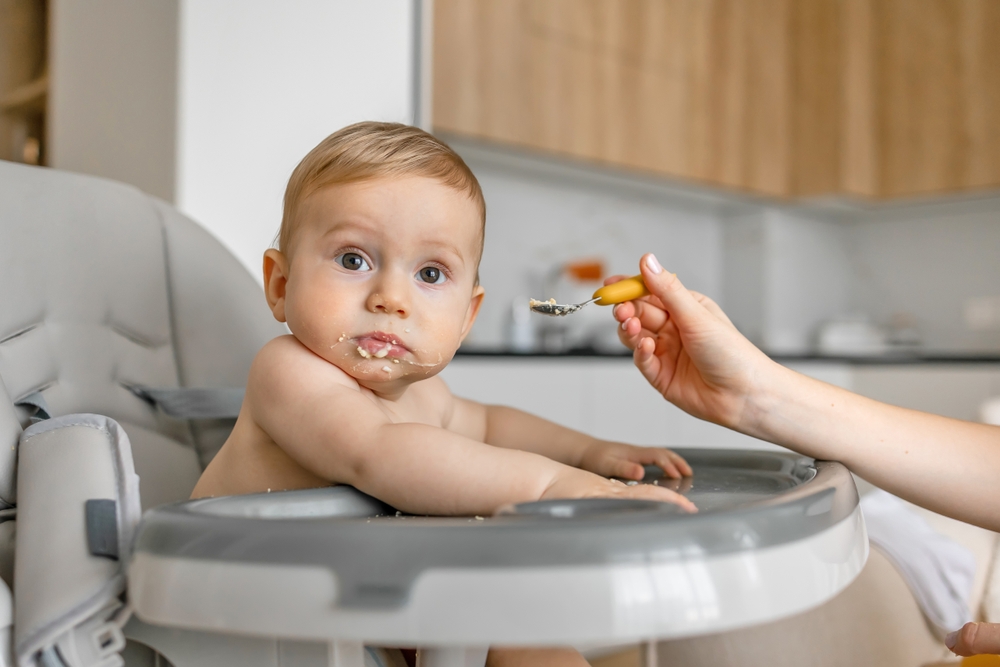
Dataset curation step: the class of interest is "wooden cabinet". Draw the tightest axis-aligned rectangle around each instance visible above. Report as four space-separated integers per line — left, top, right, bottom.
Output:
0 0 48 165
843 0 1000 198
433 0 1000 200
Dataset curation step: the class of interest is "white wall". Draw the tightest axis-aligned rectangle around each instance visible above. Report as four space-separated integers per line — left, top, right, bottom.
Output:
450 135 1000 354
762 211 852 353
49 0 179 201
176 0 417 281
441 358 854 450
450 139 745 349
848 195 1000 353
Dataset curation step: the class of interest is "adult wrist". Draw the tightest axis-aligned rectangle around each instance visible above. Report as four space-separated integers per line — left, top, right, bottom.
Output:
737 356 796 443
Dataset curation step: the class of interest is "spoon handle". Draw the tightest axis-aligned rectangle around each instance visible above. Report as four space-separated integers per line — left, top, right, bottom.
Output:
592 275 649 305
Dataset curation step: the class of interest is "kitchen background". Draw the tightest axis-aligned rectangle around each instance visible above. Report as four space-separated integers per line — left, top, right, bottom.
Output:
3 0 1000 448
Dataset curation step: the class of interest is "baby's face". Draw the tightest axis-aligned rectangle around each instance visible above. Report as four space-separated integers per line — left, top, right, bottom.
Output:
271 176 484 393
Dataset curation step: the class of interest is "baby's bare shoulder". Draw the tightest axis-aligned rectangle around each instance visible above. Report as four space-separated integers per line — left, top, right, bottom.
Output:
249 335 357 399
406 375 456 421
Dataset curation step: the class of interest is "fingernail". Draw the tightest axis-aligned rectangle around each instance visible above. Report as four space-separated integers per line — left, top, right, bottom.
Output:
621 319 628 330
945 631 957 649
645 254 663 274
613 304 620 317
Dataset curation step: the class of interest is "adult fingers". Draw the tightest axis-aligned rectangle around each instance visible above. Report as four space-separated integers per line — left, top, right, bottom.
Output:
616 296 671 334
946 621 1000 656
616 308 663 352
690 291 734 325
619 315 656 349
639 253 707 331
604 274 628 286
633 336 662 388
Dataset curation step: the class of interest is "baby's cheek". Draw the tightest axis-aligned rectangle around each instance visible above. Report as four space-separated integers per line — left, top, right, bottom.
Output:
427 312 468 346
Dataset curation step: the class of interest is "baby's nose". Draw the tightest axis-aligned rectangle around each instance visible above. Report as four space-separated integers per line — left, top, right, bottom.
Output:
368 291 409 318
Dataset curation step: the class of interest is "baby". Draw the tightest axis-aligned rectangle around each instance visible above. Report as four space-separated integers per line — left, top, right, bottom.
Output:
192 122 694 666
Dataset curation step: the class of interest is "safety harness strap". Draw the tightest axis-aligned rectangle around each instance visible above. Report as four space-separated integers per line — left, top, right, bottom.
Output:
128 387 244 420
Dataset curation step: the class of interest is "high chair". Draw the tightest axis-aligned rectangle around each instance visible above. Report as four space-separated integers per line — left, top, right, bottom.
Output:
0 162 868 667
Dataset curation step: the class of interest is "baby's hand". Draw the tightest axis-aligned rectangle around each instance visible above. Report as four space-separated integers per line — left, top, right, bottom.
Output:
579 441 692 481
540 467 697 512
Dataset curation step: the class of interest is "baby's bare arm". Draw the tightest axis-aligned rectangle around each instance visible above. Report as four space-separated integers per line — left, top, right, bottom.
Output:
449 400 691 480
250 339 693 514
446 397 594 465
481 404 596 466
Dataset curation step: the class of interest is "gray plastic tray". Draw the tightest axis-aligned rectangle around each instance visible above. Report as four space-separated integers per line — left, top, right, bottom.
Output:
131 449 858 609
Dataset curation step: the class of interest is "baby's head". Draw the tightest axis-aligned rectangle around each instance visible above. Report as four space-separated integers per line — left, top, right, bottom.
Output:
263 122 487 393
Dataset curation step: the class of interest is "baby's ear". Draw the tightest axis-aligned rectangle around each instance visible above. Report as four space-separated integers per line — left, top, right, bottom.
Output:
460 285 486 341
263 249 290 322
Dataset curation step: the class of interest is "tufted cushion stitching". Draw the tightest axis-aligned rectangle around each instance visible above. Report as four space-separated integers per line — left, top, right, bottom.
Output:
12 381 57 406
0 321 44 346
140 198 198 451
154 204 189 389
0 170 185 444
107 322 167 351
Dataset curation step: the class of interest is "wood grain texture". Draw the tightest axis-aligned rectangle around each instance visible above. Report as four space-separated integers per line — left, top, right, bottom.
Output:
790 0 842 196
434 0 811 198
0 0 48 163
435 0 1000 199
881 0 1000 196
841 0 878 196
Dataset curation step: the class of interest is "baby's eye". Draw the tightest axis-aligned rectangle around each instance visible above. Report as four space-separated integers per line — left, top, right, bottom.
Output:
336 252 370 271
418 266 446 284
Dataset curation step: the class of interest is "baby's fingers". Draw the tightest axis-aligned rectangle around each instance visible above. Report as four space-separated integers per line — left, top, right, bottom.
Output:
657 448 693 478
623 484 697 512
609 458 645 481
649 450 683 479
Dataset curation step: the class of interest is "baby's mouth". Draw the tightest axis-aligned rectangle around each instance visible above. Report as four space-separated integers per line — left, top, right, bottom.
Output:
354 332 409 360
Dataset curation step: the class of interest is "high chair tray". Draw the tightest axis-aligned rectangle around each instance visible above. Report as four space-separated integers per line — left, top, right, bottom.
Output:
127 448 867 646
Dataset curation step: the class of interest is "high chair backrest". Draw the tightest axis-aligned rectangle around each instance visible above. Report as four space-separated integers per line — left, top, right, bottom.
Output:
0 162 283 509
0 377 20 509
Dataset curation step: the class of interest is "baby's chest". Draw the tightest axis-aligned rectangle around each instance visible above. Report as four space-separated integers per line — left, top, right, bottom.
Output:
375 399 447 430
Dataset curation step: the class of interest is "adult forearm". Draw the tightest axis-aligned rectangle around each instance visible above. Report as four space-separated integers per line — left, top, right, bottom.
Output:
746 362 1000 530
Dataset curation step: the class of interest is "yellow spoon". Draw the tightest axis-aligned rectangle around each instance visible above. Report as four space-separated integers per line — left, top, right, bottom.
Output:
529 275 649 316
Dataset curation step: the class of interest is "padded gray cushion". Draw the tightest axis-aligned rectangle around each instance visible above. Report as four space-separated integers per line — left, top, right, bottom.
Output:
0 163 186 440
157 199 284 464
0 162 282 500
0 376 21 506
157 199 280 396
120 422 201 511
15 414 141 667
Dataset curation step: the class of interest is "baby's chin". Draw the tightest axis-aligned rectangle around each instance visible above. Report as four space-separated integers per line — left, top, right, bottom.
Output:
325 340 451 385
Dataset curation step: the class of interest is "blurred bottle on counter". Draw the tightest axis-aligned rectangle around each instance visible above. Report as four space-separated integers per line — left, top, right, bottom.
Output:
534 258 622 353
508 295 537 352
816 315 888 356
887 311 922 351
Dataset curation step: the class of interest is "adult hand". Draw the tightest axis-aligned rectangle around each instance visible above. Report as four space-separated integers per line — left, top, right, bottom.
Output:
610 253 774 433
947 621 1000 657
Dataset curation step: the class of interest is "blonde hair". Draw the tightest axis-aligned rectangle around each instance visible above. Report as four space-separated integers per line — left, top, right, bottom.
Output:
278 122 485 257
